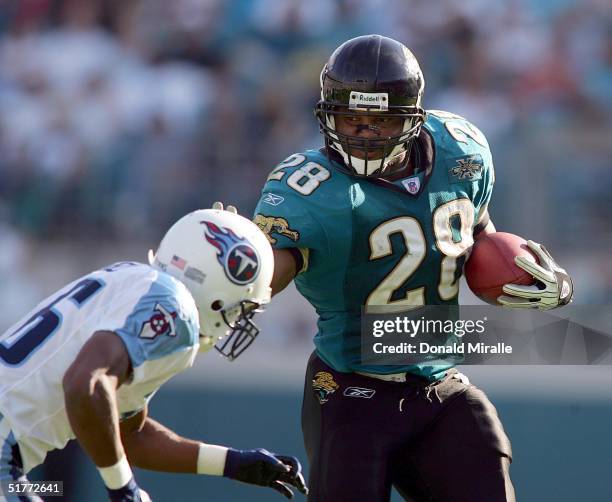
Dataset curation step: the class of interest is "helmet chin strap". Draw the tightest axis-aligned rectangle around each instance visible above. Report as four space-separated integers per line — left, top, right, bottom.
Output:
198 334 216 353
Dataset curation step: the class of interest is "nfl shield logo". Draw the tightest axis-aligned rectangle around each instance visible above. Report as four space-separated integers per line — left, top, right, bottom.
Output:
401 177 420 195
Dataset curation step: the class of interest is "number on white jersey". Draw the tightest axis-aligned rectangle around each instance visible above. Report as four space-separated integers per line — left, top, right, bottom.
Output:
0 278 105 366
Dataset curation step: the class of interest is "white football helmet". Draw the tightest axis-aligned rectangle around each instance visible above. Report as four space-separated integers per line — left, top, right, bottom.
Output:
148 209 274 359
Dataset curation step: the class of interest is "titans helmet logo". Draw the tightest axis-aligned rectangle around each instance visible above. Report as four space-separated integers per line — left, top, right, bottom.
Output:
201 221 260 285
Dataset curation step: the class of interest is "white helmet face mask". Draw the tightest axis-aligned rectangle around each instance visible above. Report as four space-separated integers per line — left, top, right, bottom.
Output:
148 209 273 360
325 111 418 176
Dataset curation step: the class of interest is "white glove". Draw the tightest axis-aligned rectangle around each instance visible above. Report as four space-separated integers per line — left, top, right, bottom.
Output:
497 240 573 310
212 201 237 214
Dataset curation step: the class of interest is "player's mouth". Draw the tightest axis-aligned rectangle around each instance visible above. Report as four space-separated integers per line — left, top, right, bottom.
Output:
343 139 388 160
349 149 385 160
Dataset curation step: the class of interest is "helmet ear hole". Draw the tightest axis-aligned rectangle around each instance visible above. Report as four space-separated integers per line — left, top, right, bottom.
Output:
211 300 223 311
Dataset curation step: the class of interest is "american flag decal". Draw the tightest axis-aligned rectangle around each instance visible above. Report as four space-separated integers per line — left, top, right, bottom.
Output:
171 255 187 270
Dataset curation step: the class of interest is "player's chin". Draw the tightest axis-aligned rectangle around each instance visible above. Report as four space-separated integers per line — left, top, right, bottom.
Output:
346 148 385 160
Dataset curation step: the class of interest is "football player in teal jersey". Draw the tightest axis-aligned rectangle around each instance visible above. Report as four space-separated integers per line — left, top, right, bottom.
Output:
249 34 573 502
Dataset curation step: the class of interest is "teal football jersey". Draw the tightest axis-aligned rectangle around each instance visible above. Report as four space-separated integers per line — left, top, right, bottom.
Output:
254 110 494 379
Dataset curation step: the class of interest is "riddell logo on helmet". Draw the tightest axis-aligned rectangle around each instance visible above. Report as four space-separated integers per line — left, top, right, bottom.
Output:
349 91 389 111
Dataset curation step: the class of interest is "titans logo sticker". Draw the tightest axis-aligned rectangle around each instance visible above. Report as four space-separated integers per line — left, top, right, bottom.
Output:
201 221 260 285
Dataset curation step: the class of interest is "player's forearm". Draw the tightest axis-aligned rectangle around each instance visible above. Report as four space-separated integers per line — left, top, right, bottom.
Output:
473 211 496 239
272 270 295 296
271 248 298 296
121 417 201 473
63 370 124 467
122 417 308 497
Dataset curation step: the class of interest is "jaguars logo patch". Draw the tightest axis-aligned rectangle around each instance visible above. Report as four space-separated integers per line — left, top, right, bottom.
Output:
312 371 339 404
254 214 300 245
448 155 483 181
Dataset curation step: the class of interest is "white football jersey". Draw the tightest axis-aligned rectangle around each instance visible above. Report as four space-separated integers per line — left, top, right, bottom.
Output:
0 262 200 472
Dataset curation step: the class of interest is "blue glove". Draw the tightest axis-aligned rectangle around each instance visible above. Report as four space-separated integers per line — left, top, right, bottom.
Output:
224 448 308 498
106 477 151 502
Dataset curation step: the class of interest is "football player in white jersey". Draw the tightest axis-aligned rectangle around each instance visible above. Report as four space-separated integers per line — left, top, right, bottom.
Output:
0 209 308 501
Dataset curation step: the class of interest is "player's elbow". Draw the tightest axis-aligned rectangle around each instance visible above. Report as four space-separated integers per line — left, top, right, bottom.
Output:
62 365 109 409
271 248 300 296
63 331 126 407
62 365 93 406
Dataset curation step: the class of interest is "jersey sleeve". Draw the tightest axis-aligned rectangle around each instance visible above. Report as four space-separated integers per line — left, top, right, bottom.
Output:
427 110 495 227
101 275 200 383
253 153 327 253
472 144 495 226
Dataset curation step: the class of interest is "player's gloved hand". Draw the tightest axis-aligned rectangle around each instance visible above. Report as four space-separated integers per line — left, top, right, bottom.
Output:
497 240 573 310
212 201 237 214
224 448 308 498
106 477 152 502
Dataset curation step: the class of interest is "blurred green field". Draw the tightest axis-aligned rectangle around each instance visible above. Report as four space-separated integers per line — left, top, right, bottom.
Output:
32 385 612 502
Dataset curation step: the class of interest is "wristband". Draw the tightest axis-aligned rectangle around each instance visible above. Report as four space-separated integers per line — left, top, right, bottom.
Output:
197 443 229 476
98 455 133 490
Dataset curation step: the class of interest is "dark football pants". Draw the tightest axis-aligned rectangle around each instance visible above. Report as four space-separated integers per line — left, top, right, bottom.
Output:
301 352 515 502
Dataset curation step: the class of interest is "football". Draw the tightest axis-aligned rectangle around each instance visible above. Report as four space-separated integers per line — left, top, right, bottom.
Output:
464 232 537 305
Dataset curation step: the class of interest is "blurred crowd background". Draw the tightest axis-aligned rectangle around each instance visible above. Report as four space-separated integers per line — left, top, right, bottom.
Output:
2 1 612 500
2 0 612 319
1 0 612 316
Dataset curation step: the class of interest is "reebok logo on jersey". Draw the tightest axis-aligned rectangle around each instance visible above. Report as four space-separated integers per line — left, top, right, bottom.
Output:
262 193 285 206
139 303 177 339
448 155 484 182
343 387 376 399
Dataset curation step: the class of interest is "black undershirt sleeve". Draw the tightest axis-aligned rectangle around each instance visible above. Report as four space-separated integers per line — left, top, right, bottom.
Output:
285 247 304 275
